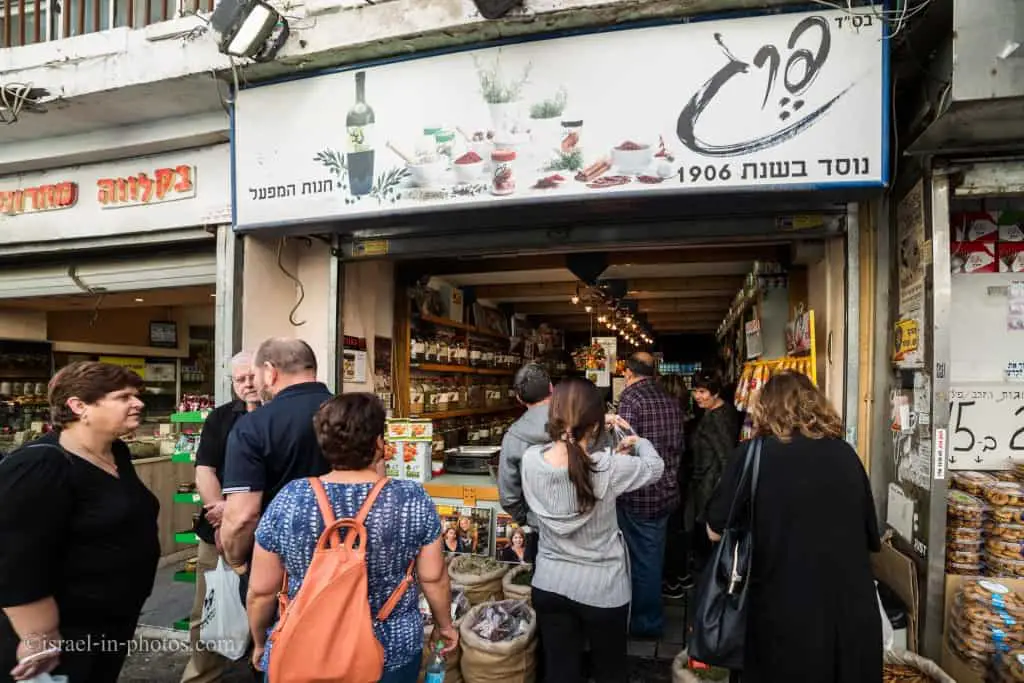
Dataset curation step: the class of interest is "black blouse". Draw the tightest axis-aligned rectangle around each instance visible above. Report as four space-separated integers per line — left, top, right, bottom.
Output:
0 436 161 627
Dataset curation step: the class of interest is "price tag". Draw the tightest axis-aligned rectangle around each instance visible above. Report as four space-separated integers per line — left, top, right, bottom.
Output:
192 493 201 504
462 487 477 508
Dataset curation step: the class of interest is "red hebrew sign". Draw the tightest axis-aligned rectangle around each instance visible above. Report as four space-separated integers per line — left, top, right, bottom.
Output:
0 182 79 215
97 165 196 207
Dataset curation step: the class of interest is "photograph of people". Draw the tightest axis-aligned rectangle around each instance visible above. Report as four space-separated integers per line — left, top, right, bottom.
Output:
435 505 492 556
443 526 471 555
457 515 478 553
498 527 530 564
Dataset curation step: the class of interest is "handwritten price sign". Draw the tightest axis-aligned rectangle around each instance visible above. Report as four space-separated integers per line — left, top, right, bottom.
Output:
949 384 1024 470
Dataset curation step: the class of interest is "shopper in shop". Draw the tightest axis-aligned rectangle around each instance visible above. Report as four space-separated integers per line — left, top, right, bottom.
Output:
521 377 664 683
247 393 457 681
658 373 695 598
181 350 260 683
685 370 740 578
220 338 332 600
705 371 881 682
499 362 552 563
0 361 160 683
616 352 683 639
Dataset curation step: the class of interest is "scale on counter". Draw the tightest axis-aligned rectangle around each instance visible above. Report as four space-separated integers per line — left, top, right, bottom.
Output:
444 445 501 475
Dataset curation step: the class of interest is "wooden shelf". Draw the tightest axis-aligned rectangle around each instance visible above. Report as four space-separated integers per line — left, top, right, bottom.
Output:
411 363 514 376
409 405 521 420
417 314 508 340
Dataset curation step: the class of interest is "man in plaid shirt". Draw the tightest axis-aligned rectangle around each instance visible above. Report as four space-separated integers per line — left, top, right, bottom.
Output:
617 352 683 639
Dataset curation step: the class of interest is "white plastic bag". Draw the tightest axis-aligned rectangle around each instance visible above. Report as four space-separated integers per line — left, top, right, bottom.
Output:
199 557 250 661
876 581 895 652
22 675 67 683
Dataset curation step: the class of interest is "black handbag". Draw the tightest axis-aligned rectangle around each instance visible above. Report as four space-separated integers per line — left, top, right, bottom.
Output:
688 437 762 670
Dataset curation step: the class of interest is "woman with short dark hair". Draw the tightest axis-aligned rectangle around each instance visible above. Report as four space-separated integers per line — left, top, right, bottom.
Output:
247 393 458 682
0 361 160 683
705 372 881 682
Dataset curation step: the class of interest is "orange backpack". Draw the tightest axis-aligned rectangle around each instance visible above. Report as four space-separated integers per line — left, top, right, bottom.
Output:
267 477 415 683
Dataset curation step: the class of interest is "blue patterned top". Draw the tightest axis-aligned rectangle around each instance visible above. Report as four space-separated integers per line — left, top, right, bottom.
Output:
255 478 442 671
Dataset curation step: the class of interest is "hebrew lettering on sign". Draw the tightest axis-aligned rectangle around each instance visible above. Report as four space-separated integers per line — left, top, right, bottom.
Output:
0 182 79 216
97 166 197 208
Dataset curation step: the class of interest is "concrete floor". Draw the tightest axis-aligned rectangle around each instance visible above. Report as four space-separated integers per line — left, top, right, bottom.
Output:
126 568 684 682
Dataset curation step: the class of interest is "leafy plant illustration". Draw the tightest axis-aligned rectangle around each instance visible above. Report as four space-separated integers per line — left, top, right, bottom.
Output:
371 167 410 204
545 148 584 173
473 52 532 104
314 149 349 191
530 87 568 119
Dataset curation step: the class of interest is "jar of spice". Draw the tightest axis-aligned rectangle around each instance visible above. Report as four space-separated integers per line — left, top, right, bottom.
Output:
491 150 516 196
437 337 450 365
424 336 438 363
561 120 583 152
436 131 456 164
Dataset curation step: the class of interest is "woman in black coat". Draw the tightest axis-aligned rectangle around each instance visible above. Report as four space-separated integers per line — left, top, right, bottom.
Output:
706 371 881 683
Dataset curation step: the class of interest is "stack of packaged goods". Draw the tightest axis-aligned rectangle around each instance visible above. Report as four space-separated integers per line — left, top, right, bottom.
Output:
983 481 1024 579
949 473 995 576
948 579 1024 680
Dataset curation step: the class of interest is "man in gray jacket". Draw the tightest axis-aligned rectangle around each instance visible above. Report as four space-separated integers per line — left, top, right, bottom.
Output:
499 363 553 562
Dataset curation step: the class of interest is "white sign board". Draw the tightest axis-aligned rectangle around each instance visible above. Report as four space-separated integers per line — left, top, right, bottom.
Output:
949 384 1024 470
0 145 230 247
234 8 885 229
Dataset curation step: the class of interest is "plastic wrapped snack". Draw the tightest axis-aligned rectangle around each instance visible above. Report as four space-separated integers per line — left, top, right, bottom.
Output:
948 490 990 525
960 579 1024 617
948 541 984 566
986 521 1024 542
986 482 1024 507
949 524 986 543
987 556 1024 579
951 603 1024 645
953 471 1000 496
947 560 985 576
994 651 1024 683
994 471 1020 483
954 592 1024 634
993 506 1024 525
987 538 1024 561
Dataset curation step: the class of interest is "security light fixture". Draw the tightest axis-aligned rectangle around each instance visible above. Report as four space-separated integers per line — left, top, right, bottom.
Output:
211 0 290 62
471 0 521 20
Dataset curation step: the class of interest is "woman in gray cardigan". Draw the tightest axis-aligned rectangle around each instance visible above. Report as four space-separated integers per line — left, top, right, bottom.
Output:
521 378 664 683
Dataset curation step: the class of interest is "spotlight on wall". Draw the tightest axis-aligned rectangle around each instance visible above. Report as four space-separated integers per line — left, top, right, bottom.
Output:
471 0 521 19
211 0 290 62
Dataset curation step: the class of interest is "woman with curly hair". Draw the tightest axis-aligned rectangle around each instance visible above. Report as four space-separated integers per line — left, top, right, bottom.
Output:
247 393 458 682
705 371 881 683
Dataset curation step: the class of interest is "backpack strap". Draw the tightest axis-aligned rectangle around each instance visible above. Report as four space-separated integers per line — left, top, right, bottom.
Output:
355 477 390 526
376 558 416 622
308 476 341 546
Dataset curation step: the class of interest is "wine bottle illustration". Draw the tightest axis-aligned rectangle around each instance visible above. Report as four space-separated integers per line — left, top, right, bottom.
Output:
346 71 375 196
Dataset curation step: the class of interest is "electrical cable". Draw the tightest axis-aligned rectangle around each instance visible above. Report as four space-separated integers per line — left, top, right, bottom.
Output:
0 83 33 124
276 238 308 327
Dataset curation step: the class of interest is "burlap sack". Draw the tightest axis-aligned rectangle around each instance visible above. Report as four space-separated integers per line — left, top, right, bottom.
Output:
883 650 956 683
501 565 533 605
448 556 507 606
671 650 725 683
459 601 537 683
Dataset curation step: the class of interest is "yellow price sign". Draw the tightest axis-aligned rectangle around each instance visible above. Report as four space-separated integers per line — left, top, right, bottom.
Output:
99 356 147 379
893 320 919 361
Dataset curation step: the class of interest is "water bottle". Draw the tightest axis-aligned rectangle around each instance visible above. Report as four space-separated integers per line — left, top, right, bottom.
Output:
424 641 445 683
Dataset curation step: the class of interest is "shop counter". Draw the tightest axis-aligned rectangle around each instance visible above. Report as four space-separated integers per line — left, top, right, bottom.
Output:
132 455 198 557
424 471 499 507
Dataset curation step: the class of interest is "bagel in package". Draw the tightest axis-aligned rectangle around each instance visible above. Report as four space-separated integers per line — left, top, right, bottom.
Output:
992 506 1024 525
986 521 1024 542
949 544 984 565
949 490 990 525
954 591 1024 634
994 471 1020 483
959 579 1024 618
953 471 1000 496
987 556 1024 579
951 602 1024 644
949 524 986 543
987 538 1024 561
947 559 985 576
986 482 1024 507
994 651 1024 682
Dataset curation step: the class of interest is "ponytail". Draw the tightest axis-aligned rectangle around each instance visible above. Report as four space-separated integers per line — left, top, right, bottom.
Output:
546 376 606 513
565 429 598 513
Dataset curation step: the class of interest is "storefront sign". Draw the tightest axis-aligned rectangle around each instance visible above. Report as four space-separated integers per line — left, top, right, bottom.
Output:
0 146 229 248
99 356 147 379
893 319 920 361
233 7 886 229
948 383 1024 470
97 166 196 208
0 182 78 215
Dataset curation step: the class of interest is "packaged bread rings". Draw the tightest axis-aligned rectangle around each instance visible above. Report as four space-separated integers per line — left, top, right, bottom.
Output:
949 490 990 524
955 592 1024 633
993 506 1024 525
1015 462 1024 479
988 538 1024 561
986 482 1024 507
947 559 985 575
960 579 1024 617
950 548 984 565
953 471 1000 496
986 521 1024 542
997 651 1024 680
950 525 986 543
952 609 1024 645
987 556 1024 579
994 471 1020 483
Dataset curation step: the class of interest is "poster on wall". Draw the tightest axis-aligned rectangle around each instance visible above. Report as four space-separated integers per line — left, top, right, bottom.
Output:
234 7 885 229
494 513 536 565
895 181 926 369
948 384 1024 470
437 505 493 557
343 336 368 384
374 336 393 411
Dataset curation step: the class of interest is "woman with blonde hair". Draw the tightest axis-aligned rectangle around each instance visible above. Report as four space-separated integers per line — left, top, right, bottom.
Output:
705 371 881 683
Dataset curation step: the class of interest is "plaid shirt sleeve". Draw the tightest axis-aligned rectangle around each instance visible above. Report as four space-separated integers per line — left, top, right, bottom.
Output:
616 380 683 519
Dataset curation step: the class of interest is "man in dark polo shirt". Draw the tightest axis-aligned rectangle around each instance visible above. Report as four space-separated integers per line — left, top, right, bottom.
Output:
181 351 259 683
220 338 332 583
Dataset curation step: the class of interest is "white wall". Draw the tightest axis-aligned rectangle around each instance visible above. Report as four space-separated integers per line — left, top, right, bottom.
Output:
951 273 1024 383
0 310 47 341
806 236 846 412
342 261 395 394
241 236 335 385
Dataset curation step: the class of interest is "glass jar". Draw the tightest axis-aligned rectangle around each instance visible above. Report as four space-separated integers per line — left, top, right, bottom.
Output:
469 345 482 368
561 120 582 152
425 336 438 363
436 380 450 413
436 130 456 165
423 379 437 414
482 347 494 368
491 150 516 196
437 337 450 365
410 381 426 414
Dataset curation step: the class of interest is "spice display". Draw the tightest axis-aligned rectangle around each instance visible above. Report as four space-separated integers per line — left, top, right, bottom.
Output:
448 555 507 606
469 600 532 643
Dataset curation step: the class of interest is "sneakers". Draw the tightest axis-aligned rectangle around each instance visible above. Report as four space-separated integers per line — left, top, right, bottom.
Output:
662 580 686 599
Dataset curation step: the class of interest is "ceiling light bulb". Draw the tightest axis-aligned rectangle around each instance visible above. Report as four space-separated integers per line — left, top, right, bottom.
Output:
611 324 617 331
585 304 593 313
571 294 580 305
134 297 144 303
624 315 632 323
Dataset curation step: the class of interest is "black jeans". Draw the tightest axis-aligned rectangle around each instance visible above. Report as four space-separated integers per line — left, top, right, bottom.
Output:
533 587 628 683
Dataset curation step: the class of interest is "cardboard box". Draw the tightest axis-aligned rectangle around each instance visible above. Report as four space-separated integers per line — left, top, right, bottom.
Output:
871 539 920 653
940 575 1024 683
400 441 431 482
387 419 411 440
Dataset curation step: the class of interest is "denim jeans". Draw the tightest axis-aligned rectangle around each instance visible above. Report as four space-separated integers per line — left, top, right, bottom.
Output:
617 507 669 638
265 657 419 683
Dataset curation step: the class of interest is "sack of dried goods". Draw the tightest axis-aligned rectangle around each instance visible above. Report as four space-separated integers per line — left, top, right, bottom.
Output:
418 587 471 683
501 565 533 605
881 650 955 683
448 555 507 606
459 600 537 683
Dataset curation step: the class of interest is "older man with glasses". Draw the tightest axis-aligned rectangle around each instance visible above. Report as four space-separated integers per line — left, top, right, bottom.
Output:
180 351 260 683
